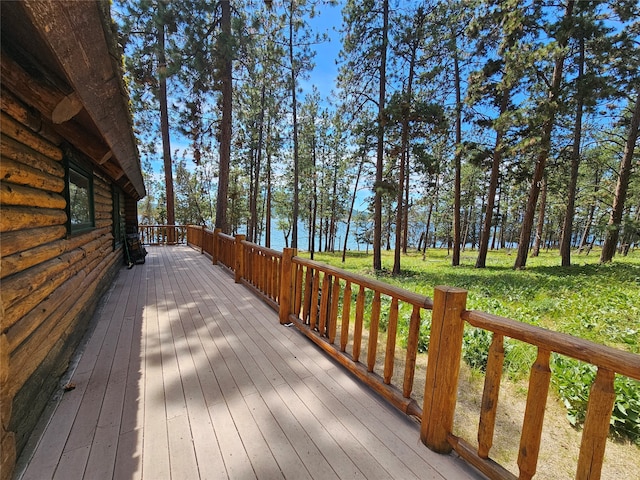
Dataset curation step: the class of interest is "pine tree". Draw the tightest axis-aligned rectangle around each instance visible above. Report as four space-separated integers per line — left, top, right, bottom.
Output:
514 0 575 269
339 0 389 271
117 0 178 235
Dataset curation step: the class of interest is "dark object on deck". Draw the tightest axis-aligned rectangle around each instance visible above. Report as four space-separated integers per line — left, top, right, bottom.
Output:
124 234 147 267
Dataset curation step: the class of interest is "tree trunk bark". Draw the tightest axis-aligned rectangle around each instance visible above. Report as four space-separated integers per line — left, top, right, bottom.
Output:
216 0 232 233
373 0 389 271
265 116 272 248
600 91 640 262
157 11 175 240
531 176 547 257
560 36 585 267
343 157 364 262
289 0 299 249
393 35 416 275
476 89 509 267
452 31 462 266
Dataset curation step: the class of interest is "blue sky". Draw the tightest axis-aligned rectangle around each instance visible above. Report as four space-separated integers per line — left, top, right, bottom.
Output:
301 2 344 103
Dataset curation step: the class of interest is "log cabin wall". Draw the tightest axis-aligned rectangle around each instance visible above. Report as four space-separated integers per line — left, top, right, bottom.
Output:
0 79 127 479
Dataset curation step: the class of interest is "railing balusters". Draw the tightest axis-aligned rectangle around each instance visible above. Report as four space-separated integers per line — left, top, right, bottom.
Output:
367 292 381 373
340 281 352 352
478 333 504 459
576 368 616 480
310 269 320 331
384 297 399 384
353 286 365 363
518 348 551 480
318 273 330 336
302 267 313 324
329 277 340 344
294 264 303 317
403 305 421 399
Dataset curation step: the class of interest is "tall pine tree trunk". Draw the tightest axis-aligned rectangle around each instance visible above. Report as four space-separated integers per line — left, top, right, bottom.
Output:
343 158 364 262
531 176 547 257
157 8 175 240
216 0 231 233
393 37 416 275
476 89 509 267
491 182 500 250
600 92 640 262
373 0 389 271
452 31 462 266
330 160 338 252
265 119 272 248
289 0 300 249
560 36 585 267
403 152 410 253
249 83 266 243
514 0 574 269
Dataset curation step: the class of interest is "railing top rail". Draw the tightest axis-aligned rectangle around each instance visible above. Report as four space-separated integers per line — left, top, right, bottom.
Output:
293 256 433 309
218 232 235 242
140 224 186 228
240 240 283 259
463 309 640 380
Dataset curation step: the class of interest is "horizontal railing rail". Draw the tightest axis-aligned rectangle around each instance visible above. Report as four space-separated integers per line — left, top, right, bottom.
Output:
183 226 640 480
138 225 187 245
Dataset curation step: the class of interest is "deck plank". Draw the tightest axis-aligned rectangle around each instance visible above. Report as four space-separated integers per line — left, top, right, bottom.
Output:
17 245 484 480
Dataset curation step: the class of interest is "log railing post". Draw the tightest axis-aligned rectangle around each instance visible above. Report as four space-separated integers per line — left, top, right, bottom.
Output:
421 286 468 453
518 348 551 480
234 234 245 283
279 248 297 324
575 368 616 480
212 228 221 265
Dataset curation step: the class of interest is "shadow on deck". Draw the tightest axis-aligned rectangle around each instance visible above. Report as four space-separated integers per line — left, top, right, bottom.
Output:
15 245 483 479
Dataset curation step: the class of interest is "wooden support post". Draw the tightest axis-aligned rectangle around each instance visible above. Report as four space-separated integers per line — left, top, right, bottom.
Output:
575 368 616 480
421 286 468 453
518 348 551 480
234 234 245 283
201 225 205 254
279 248 296 325
212 228 221 264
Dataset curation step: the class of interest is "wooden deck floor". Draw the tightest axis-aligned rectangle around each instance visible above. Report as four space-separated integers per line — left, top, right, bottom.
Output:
16 245 484 480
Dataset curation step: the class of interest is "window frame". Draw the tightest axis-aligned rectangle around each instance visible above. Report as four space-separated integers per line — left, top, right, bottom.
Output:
65 156 95 235
112 185 125 249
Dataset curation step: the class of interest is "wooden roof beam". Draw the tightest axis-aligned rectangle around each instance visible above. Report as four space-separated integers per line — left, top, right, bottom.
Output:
20 0 146 199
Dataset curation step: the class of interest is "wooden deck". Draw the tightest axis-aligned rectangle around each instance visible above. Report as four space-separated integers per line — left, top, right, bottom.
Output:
16 245 484 480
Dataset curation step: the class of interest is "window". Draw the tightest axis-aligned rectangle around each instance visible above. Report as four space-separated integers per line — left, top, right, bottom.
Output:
66 161 94 234
112 186 125 248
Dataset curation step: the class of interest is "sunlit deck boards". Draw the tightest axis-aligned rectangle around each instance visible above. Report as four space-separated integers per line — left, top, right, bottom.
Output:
17 245 483 480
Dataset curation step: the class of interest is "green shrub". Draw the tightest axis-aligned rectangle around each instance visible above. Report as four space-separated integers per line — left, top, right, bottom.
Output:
462 327 492 370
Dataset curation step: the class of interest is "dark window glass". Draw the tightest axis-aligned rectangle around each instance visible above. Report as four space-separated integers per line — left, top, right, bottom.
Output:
68 164 94 233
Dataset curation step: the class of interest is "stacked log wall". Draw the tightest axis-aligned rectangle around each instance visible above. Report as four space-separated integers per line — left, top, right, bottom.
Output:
1 88 124 479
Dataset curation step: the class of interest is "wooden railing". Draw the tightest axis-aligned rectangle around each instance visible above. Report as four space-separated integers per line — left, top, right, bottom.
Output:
452 310 640 480
138 225 187 245
283 251 431 418
185 227 640 480
240 239 282 310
